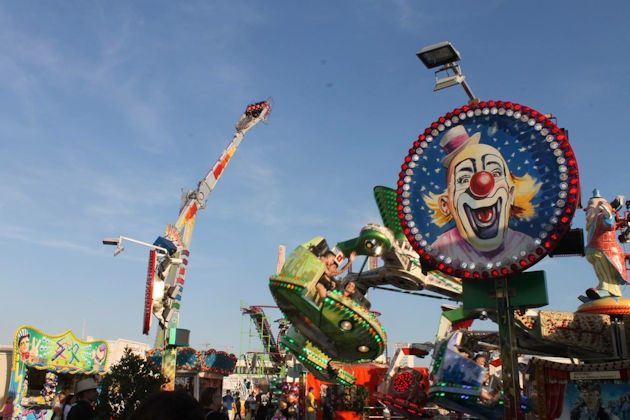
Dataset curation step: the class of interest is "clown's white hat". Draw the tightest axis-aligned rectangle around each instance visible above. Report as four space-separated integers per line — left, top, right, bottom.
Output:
440 125 481 168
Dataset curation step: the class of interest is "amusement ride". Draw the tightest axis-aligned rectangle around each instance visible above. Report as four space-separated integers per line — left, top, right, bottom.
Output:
104 100 272 389
268 41 630 420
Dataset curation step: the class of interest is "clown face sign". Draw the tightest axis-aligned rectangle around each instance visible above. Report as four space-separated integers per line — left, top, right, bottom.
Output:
398 101 579 279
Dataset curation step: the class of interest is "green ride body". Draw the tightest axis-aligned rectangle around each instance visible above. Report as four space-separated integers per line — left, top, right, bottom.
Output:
279 326 356 385
269 237 387 363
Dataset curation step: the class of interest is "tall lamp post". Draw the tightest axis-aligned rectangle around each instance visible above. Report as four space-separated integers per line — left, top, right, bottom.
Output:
416 41 523 419
103 236 170 257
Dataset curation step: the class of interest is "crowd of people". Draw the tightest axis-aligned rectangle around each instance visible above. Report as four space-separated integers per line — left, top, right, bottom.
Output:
0 380 307 420
198 385 300 420
0 377 99 420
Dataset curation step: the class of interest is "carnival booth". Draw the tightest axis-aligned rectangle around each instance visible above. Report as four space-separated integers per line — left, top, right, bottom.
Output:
307 363 391 420
8 325 108 420
147 347 237 399
526 357 630 419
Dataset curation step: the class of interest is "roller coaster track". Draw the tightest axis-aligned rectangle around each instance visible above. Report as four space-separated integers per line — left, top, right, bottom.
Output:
240 305 284 367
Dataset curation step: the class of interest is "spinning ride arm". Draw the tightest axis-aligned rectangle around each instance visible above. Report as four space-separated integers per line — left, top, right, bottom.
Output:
175 101 272 233
338 186 462 298
150 101 271 335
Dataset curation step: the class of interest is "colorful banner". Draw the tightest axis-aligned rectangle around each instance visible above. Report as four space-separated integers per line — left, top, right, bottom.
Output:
144 249 157 335
12 325 108 374
147 347 237 376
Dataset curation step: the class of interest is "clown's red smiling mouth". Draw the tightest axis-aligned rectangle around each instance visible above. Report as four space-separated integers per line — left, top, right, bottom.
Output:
463 198 502 239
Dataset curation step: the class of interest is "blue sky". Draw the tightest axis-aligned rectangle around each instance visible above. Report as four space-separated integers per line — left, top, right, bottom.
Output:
2 1 629 366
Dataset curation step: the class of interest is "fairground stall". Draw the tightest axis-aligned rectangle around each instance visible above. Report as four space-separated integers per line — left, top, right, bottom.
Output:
8 325 108 420
147 347 237 399
526 357 630 419
306 362 393 420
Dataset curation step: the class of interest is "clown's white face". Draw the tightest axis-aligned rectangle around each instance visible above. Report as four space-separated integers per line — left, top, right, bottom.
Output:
439 144 514 252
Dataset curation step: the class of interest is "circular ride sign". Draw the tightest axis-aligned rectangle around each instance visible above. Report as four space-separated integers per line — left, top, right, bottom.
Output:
397 101 579 280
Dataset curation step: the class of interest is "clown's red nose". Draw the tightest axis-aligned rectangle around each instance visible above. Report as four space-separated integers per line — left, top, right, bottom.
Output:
470 171 494 197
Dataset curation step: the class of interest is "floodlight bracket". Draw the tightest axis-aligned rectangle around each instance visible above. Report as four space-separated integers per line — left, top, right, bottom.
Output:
430 62 478 103
103 235 169 257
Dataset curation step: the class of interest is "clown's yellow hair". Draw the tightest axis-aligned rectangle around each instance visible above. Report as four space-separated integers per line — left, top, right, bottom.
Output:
510 173 541 220
423 173 541 226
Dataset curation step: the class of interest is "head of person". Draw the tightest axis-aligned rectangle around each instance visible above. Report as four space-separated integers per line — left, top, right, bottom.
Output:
320 251 338 274
75 377 99 403
199 387 222 411
577 382 601 409
57 392 66 403
425 125 540 252
474 354 487 368
308 387 314 393
65 394 75 405
343 281 356 297
130 391 204 420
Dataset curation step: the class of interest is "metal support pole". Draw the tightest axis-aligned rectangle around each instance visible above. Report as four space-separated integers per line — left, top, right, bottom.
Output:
449 64 479 104
494 277 523 420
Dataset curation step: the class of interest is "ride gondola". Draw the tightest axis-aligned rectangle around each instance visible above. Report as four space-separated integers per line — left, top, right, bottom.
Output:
269 235 388 383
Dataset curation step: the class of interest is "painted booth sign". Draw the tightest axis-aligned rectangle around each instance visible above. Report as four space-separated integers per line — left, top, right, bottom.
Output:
9 326 108 420
13 326 108 373
559 382 630 419
397 101 579 279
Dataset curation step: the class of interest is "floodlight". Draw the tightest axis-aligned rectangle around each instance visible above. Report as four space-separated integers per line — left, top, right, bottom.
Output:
113 246 124 256
102 237 121 246
417 41 478 103
416 41 461 69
